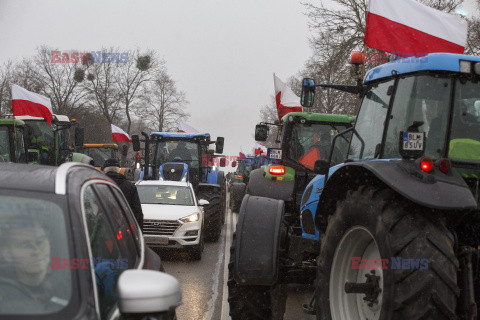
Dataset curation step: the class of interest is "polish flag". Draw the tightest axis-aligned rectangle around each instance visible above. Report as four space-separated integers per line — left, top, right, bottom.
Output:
177 121 199 133
274 74 303 121
111 124 132 142
11 84 53 126
365 0 468 56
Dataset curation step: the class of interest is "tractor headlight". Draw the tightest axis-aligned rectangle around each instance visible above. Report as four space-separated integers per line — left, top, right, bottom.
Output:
180 213 199 223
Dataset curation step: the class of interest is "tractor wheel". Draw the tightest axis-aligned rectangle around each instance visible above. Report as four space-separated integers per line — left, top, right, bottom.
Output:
228 232 287 320
199 188 222 242
316 185 458 320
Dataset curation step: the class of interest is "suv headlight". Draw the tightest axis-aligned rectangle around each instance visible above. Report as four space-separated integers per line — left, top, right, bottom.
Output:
180 213 199 223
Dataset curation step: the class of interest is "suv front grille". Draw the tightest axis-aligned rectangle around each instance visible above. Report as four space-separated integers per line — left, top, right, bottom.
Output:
143 219 180 236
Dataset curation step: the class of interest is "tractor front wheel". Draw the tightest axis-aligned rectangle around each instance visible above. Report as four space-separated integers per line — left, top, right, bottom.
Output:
316 185 458 320
199 188 222 242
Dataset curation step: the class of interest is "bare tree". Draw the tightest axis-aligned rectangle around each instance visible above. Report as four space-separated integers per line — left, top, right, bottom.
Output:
116 49 163 133
141 69 189 132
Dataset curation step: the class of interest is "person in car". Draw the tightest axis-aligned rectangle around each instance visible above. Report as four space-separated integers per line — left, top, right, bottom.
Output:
103 158 144 230
0 220 62 312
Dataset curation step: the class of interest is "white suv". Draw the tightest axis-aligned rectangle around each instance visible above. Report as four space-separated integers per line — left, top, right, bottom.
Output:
136 180 208 260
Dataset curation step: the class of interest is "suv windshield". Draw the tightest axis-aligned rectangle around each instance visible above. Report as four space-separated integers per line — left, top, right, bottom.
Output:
0 194 72 316
137 185 194 206
287 122 350 169
154 140 200 169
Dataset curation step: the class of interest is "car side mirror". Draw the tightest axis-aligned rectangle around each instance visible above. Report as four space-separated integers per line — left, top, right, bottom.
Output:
132 135 140 152
255 124 269 141
118 270 182 315
74 127 84 147
215 137 224 154
198 199 210 206
301 78 316 108
314 160 330 175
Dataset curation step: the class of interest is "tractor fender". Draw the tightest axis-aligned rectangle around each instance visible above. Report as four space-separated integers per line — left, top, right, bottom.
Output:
232 182 246 203
234 195 285 286
316 160 477 228
247 168 294 201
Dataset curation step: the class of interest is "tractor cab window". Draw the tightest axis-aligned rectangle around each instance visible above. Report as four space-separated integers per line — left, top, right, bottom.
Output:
56 126 70 163
27 121 55 165
86 148 115 168
286 122 350 170
449 79 480 165
154 140 199 168
349 80 393 160
0 127 11 162
384 75 451 159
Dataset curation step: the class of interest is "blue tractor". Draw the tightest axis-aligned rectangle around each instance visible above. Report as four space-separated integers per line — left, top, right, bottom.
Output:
132 132 226 242
231 52 480 320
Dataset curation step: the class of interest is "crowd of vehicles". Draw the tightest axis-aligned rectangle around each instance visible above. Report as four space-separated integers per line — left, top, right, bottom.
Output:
132 131 227 242
228 52 480 320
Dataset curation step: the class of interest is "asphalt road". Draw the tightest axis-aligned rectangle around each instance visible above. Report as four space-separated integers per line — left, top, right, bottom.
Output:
159 192 316 320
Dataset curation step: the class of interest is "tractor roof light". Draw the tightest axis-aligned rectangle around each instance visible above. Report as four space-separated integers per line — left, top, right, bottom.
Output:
437 158 452 174
420 156 434 173
351 51 365 65
269 165 286 175
460 60 472 74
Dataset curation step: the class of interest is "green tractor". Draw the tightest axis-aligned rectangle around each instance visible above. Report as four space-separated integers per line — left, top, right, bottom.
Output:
227 112 355 319
16 115 93 166
0 118 28 163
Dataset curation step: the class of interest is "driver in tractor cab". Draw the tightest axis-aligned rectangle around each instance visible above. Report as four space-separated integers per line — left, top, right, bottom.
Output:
30 136 52 165
168 141 191 162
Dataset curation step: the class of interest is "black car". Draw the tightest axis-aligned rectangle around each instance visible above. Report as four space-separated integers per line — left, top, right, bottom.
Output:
0 162 181 319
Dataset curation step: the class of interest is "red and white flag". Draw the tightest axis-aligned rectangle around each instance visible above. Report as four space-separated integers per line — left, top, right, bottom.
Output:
11 84 53 126
177 121 199 133
111 124 132 142
274 74 303 121
365 0 468 56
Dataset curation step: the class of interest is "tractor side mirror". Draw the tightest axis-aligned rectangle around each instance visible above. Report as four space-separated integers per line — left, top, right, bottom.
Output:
132 135 140 151
216 137 224 154
301 78 316 108
314 160 330 175
220 157 226 167
232 160 237 167
255 124 269 141
74 127 85 147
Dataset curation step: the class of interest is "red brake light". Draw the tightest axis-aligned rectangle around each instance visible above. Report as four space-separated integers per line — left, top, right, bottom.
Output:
420 157 434 172
351 51 365 65
438 158 452 174
269 165 285 175
237 175 242 178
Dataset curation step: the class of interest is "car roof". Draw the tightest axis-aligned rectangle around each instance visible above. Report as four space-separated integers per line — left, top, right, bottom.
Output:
0 162 109 194
136 180 192 188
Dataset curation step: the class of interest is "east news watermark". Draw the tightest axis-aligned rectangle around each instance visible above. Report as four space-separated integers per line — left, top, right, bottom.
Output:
351 257 428 270
51 51 129 64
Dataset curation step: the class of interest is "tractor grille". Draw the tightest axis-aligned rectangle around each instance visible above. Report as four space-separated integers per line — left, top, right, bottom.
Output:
143 219 180 236
162 163 185 181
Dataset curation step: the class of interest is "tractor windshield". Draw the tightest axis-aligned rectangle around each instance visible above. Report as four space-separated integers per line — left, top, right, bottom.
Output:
154 140 200 169
85 147 116 168
26 120 55 165
0 127 11 162
287 122 350 170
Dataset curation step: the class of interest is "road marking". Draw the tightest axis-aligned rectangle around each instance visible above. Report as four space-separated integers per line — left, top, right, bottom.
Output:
205 192 229 320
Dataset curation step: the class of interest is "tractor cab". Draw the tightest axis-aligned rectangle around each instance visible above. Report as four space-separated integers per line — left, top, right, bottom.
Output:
81 143 119 168
0 119 28 163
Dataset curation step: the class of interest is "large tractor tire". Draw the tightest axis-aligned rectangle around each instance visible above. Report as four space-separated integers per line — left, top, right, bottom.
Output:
228 232 287 320
316 185 458 320
231 183 246 213
199 188 222 242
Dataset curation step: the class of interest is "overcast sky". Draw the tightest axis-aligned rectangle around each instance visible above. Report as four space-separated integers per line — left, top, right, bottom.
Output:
0 0 478 160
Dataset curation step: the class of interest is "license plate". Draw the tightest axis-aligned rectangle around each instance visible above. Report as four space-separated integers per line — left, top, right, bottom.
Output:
269 149 282 160
402 132 424 151
146 236 169 245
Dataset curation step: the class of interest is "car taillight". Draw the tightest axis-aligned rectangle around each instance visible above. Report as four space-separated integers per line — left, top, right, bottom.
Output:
438 158 452 174
420 156 434 172
237 175 242 178
269 165 285 175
